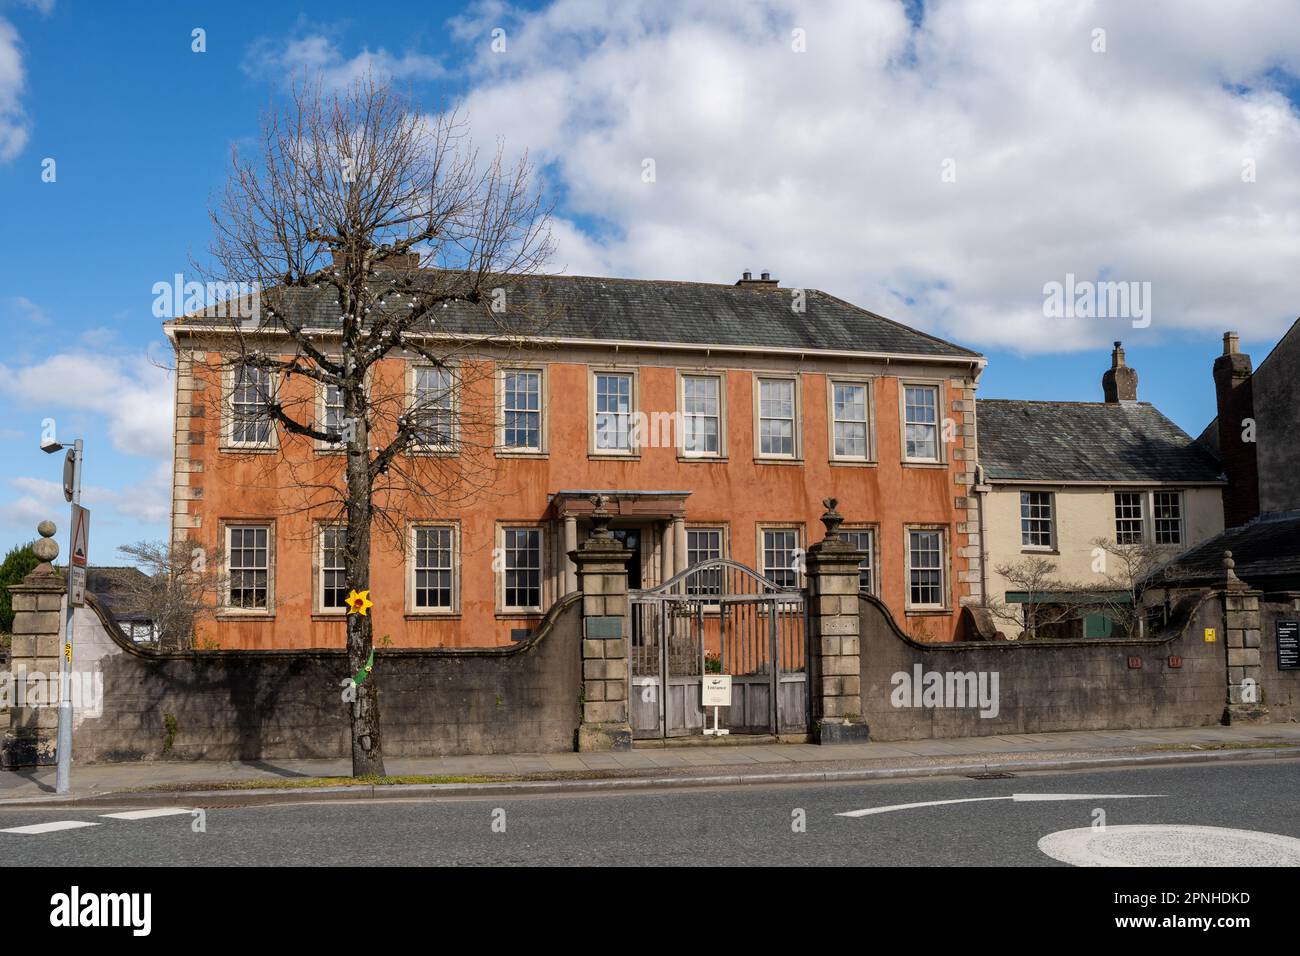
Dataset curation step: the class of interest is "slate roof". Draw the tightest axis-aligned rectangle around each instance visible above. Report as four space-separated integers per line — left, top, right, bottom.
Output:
1145 511 1300 589
86 566 153 623
977 399 1224 484
174 273 982 360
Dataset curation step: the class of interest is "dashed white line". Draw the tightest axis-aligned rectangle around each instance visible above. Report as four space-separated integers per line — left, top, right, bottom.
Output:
837 793 1166 817
99 808 194 820
1 820 101 835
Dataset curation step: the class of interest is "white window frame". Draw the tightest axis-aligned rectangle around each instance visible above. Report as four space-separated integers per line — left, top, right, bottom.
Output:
900 381 942 464
225 364 277 450
589 368 639 456
904 526 947 610
498 525 545 613
1020 490 1056 551
839 525 878 596
222 522 274 614
409 364 458 453
1114 491 1145 545
315 381 346 452
1113 489 1185 546
754 375 801 460
317 524 348 615
407 523 460 615
1152 490 1185 546
678 372 725 459
684 525 727 598
758 525 803 589
829 379 873 462
498 367 546 454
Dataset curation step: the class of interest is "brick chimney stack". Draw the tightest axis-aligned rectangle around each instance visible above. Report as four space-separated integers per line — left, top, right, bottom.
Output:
1102 341 1138 403
1213 331 1260 528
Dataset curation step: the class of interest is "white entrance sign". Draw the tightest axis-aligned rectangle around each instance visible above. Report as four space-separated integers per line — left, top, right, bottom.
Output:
702 675 733 707
702 675 732 737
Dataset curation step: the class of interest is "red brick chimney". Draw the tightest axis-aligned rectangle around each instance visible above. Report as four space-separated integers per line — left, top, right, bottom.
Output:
1213 331 1260 528
1102 341 1138 402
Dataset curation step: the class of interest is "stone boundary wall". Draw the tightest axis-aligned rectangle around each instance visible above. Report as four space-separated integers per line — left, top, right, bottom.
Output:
1260 595 1300 722
858 592 1227 740
8 591 582 765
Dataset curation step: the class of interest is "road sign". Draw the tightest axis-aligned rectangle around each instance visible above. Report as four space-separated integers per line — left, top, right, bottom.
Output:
70 505 89 568
69 565 86 607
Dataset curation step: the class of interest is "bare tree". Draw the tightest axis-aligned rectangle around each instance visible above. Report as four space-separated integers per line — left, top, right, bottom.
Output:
114 541 225 651
1085 537 1170 637
986 556 1093 640
192 74 554 775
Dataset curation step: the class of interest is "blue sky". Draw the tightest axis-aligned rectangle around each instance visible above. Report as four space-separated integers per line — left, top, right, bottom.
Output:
1 0 1298 562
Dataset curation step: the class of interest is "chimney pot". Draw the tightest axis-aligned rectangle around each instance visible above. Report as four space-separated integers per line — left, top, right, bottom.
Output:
742 270 752 281
761 271 770 280
1223 331 1240 355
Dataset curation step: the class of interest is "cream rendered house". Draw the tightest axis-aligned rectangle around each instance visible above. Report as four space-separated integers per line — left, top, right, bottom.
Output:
974 343 1225 639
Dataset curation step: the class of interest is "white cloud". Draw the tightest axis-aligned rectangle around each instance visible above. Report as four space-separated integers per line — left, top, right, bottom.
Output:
0 350 173 460
444 0 1300 353
0 15 30 160
244 32 443 90
0 466 170 541
6 295 49 326
111 461 171 524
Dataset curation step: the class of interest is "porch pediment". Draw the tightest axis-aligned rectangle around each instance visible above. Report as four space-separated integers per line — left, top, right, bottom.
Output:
550 490 691 520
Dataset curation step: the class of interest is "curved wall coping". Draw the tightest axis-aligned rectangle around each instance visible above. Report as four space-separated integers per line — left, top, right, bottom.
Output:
859 590 1214 653
84 591 583 662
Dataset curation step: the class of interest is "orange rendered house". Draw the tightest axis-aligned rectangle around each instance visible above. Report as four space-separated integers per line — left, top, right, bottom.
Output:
165 272 986 649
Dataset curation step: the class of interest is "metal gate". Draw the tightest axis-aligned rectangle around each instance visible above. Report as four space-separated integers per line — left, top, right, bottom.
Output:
629 559 807 738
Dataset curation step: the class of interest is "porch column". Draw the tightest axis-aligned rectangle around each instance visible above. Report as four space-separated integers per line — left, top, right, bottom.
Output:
563 515 578 595
672 516 687 577
804 499 871 744
569 496 633 752
2 522 66 768
659 520 674 585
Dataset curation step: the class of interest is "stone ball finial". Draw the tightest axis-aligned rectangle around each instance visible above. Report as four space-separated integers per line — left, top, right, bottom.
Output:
33 521 59 563
1222 550 1235 570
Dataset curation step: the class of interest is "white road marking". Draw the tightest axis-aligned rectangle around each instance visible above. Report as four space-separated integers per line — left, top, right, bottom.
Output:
837 793 1165 817
1 820 101 835
1039 825 1300 866
99 807 194 820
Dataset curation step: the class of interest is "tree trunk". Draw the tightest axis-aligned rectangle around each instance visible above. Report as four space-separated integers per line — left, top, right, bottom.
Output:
345 408 385 777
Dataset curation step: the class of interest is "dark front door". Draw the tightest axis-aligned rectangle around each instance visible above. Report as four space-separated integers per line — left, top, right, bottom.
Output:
611 529 642 588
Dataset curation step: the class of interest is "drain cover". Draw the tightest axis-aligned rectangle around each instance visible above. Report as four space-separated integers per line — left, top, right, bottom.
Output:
966 771 1016 780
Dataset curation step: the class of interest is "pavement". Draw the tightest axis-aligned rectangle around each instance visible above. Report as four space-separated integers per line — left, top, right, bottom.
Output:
2 722 1298 807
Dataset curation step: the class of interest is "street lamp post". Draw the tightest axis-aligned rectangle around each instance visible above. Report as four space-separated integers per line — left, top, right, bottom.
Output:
41 434 83 794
